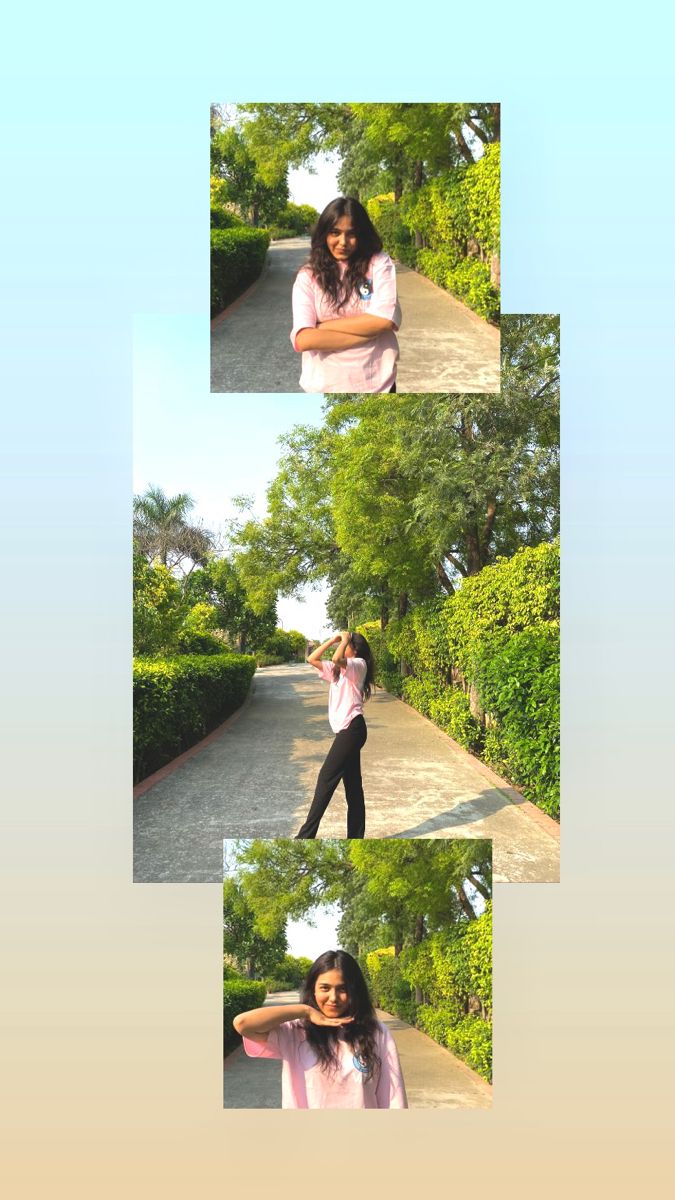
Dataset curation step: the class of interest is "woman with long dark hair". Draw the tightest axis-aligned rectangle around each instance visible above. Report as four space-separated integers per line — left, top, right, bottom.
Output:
233 950 408 1109
295 630 375 839
290 196 401 393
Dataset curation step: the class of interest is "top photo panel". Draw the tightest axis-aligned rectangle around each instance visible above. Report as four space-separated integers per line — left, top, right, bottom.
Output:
210 103 500 395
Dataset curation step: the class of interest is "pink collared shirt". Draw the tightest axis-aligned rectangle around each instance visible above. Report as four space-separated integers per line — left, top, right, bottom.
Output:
316 657 367 734
243 1019 409 1109
290 251 401 393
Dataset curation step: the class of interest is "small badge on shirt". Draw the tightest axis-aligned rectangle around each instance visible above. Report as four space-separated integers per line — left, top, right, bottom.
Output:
358 278 373 302
352 1053 369 1074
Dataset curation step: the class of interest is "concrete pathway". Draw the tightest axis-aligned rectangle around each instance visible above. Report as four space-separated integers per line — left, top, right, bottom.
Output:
134 663 559 884
223 990 492 1110
210 237 499 394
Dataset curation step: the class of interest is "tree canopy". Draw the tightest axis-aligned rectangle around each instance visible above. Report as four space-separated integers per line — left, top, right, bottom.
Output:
232 315 559 627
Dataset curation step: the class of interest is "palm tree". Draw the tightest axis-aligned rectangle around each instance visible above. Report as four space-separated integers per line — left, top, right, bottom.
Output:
133 486 215 575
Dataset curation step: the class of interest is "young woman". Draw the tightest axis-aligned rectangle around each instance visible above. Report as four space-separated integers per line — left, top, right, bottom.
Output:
233 950 408 1109
295 630 374 839
290 196 402 394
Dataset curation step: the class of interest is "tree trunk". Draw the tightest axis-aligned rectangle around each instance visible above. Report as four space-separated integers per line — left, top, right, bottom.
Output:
491 103 500 142
466 528 483 575
436 560 457 593
397 592 409 618
468 872 491 901
457 884 477 919
455 128 476 164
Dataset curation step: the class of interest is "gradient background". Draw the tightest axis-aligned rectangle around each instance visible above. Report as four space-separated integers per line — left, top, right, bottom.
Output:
2 3 673 1196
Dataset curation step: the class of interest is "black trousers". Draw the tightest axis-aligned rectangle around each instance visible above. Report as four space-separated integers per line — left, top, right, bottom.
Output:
295 715 367 839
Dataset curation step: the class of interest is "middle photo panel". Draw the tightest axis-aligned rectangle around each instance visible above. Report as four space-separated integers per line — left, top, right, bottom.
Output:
133 316 560 884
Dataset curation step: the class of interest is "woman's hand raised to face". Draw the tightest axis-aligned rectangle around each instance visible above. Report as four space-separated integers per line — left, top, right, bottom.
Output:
306 1007 355 1028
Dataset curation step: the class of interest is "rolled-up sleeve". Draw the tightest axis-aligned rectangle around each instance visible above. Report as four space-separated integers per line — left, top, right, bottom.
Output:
242 1030 282 1060
369 254 401 330
291 270 318 351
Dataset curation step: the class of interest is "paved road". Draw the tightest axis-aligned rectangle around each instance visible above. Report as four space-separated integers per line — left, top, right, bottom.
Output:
210 237 499 394
134 663 559 884
223 990 492 1110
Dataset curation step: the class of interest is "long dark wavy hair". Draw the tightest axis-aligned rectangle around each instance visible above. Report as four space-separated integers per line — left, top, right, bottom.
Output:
300 950 381 1081
305 197 382 311
331 632 375 701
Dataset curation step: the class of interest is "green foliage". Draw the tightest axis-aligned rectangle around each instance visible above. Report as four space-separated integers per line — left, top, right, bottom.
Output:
266 227 296 241
471 624 560 818
185 558 277 655
211 226 270 315
269 202 318 237
366 951 417 1023
442 541 560 674
223 978 267 1053
259 627 307 661
428 688 481 751
210 122 289 224
402 905 493 1080
380 542 560 816
418 1006 492 1081
263 954 314 992
133 653 256 781
133 552 186 656
176 602 224 655
255 654 284 667
401 144 500 320
210 205 243 229
366 194 416 265
223 877 288 981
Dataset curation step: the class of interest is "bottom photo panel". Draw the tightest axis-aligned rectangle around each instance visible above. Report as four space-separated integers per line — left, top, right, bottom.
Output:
223 838 492 1110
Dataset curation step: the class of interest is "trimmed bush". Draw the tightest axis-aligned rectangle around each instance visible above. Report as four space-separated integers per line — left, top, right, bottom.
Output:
210 206 244 230
375 543 560 817
366 949 417 1024
366 194 416 266
133 653 256 781
211 226 270 315
223 978 267 1053
401 907 492 1080
400 143 500 321
255 654 284 668
471 624 560 818
417 1006 492 1081
267 227 296 241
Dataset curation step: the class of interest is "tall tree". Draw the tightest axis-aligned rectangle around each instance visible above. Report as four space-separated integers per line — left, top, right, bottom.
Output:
185 558 277 653
223 878 287 979
133 486 215 575
211 118 289 226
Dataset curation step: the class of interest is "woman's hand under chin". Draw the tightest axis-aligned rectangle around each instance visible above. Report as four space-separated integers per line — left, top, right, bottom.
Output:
306 1007 355 1028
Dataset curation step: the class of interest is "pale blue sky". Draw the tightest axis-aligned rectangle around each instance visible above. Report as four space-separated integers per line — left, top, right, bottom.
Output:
133 314 332 637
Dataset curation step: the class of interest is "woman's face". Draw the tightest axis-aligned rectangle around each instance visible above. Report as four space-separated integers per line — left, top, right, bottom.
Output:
344 640 356 659
314 969 350 1017
326 215 358 262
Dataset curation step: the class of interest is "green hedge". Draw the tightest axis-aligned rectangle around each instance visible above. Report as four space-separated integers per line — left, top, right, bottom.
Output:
365 906 492 1081
223 978 267 1053
399 143 500 321
471 624 560 818
210 206 244 230
211 226 270 316
362 543 559 817
366 194 416 266
133 653 256 781
366 950 417 1025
